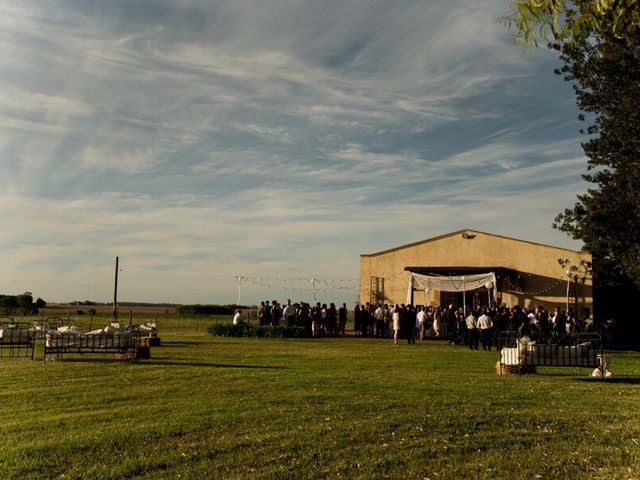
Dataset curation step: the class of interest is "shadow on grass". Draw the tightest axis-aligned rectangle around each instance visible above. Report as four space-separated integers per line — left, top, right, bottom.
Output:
160 341 202 347
161 341 247 347
144 360 288 369
49 357 287 369
575 376 640 384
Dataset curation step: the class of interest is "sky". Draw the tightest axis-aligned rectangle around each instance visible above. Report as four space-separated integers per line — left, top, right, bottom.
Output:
0 0 589 306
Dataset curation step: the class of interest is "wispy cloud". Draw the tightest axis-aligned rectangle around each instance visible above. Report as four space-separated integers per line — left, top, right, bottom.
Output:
0 0 588 303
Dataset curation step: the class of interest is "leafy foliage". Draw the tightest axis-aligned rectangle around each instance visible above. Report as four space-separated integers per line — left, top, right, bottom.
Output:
507 1 640 291
0 295 19 315
0 292 41 315
507 0 640 59
550 21 640 287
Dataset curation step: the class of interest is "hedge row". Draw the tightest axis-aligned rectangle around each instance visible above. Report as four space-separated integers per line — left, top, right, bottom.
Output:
208 324 309 338
176 305 236 315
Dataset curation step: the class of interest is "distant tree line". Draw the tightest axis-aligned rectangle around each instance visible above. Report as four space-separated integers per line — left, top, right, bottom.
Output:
68 300 176 307
0 292 46 316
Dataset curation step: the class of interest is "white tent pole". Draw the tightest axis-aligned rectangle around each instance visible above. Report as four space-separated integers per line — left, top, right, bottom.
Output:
311 278 317 304
236 276 242 306
462 276 466 315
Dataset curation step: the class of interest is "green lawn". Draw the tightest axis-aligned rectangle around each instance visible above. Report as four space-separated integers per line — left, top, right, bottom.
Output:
1 322 639 479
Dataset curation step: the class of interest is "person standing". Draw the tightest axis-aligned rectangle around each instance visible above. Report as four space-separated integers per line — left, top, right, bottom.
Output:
353 304 361 336
432 307 442 338
417 307 427 340
298 303 310 335
477 308 493 351
258 301 267 326
338 303 348 335
360 305 370 337
444 304 456 345
271 301 282 326
327 303 338 336
437 306 447 339
404 305 416 344
383 304 391 338
233 309 243 326
374 304 384 337
282 299 296 327
465 310 479 350
392 305 401 344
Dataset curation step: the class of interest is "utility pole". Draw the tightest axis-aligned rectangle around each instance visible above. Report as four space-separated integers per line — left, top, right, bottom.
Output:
112 256 119 322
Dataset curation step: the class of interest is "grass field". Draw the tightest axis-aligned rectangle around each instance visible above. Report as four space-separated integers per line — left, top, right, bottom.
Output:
1 314 639 479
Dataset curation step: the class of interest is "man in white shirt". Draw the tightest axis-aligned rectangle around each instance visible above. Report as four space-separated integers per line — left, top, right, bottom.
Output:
477 308 494 351
233 309 243 326
465 310 479 350
282 300 296 327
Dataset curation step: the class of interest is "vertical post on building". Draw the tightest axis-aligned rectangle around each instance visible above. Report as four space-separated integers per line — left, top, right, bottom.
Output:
573 276 579 314
410 283 414 306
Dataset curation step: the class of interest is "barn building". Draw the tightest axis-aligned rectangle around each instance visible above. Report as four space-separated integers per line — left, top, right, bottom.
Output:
359 229 593 317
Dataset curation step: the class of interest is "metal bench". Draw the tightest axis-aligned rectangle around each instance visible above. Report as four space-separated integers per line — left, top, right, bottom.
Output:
44 325 142 363
0 320 36 360
498 331 604 376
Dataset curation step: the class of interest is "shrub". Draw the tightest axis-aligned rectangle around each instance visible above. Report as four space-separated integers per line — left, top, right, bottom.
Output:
208 324 309 338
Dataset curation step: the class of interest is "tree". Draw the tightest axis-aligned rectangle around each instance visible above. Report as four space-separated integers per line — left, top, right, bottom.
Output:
506 1 640 283
16 292 34 315
0 295 19 315
506 2 640 335
550 27 640 287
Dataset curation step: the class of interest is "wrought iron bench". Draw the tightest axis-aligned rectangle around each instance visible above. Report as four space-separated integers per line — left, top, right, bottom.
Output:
0 319 36 360
498 331 605 376
44 325 142 363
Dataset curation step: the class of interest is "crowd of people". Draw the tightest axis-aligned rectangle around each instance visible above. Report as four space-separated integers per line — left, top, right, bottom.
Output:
253 300 349 336
235 299 587 350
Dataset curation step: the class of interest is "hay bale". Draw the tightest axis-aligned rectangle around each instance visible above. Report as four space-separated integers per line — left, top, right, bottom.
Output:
496 361 537 375
115 348 140 361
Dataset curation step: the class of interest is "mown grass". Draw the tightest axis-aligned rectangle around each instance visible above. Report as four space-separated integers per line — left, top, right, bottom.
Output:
1 319 639 479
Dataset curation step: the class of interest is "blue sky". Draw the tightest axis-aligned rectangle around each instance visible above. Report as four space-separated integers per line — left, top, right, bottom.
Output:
0 0 588 305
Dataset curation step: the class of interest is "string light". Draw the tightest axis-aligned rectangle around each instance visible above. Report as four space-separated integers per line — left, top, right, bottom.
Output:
237 276 360 293
238 274 579 299
502 276 566 296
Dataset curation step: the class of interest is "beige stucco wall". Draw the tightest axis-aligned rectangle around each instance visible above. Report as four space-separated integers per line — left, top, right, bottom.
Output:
360 230 592 315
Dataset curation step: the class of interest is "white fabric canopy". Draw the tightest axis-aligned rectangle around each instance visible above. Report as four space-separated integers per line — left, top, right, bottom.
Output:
407 272 497 308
